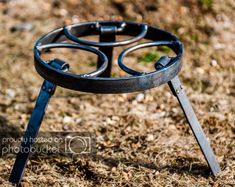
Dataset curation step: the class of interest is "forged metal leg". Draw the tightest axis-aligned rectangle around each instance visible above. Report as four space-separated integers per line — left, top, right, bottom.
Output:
168 76 221 176
97 26 116 77
9 80 56 184
9 59 68 184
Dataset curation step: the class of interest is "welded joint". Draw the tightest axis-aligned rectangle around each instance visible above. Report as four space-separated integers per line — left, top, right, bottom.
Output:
100 25 117 35
154 56 171 70
43 58 69 95
95 22 126 34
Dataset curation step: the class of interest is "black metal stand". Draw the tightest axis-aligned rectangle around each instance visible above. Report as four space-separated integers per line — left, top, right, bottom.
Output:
9 21 221 185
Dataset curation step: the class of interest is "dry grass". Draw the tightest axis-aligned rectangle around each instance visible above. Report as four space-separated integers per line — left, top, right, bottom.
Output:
0 0 234 186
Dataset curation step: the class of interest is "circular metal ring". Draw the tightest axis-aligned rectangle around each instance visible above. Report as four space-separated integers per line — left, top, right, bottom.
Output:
118 41 182 76
34 43 108 78
63 21 148 47
34 21 183 93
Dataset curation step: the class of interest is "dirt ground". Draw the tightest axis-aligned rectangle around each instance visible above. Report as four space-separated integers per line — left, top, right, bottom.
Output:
0 0 234 186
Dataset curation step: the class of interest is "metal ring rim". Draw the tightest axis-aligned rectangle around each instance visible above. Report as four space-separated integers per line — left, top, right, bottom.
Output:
34 21 183 93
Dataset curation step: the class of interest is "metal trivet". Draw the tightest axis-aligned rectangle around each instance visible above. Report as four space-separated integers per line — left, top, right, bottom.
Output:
9 21 221 184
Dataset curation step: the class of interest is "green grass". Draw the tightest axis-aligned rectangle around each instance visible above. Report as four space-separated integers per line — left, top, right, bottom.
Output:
191 32 199 42
199 0 213 9
88 61 97 67
138 51 160 64
158 46 171 53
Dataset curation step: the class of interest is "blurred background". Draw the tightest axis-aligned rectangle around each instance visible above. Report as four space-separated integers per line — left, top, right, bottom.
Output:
0 0 234 186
